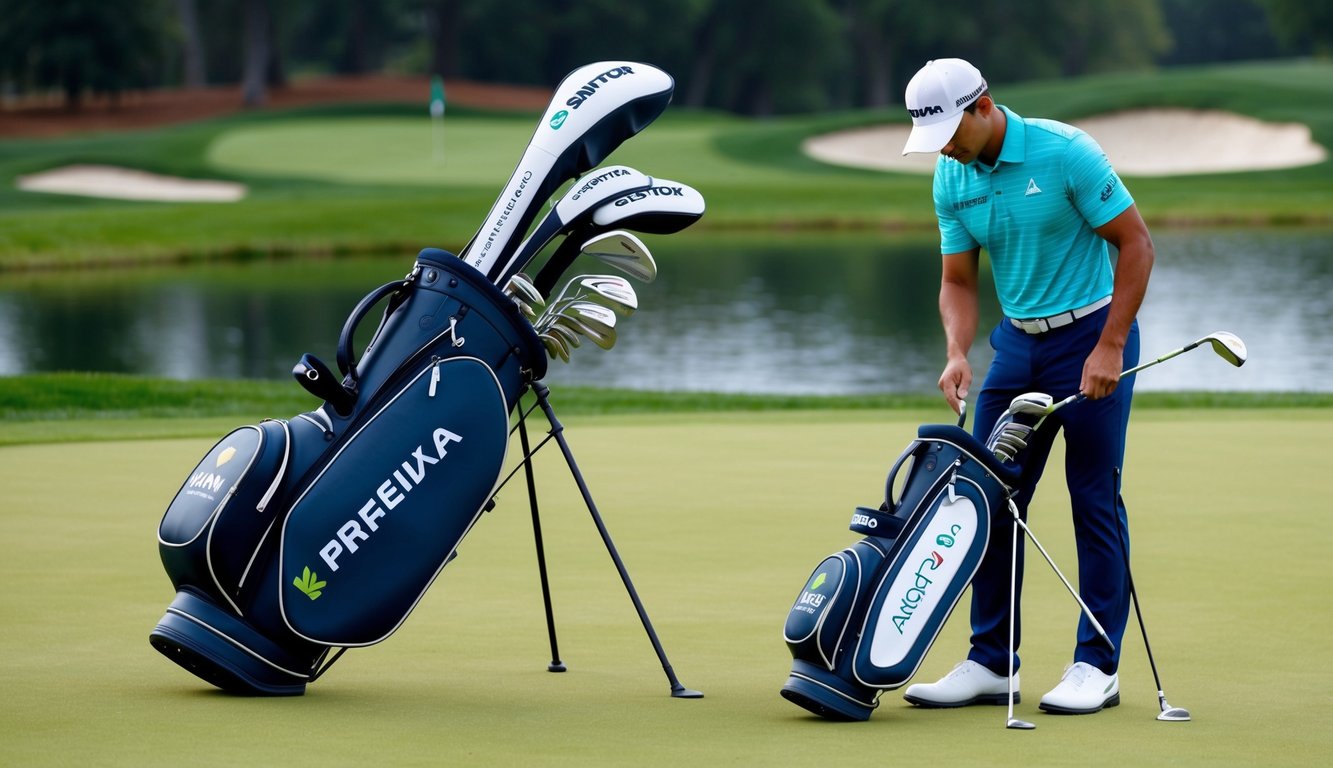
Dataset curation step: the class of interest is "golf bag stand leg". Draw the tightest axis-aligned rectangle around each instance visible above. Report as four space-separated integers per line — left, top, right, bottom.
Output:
516 406 567 672
1006 499 1116 652
530 381 704 699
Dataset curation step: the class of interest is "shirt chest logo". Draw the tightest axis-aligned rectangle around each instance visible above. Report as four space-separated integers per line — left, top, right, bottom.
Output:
1025 178 1042 196
952 194 989 211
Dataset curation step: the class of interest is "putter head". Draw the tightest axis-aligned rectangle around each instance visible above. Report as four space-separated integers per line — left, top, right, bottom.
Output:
1006 718 1036 730
1204 331 1247 367
1157 699 1191 721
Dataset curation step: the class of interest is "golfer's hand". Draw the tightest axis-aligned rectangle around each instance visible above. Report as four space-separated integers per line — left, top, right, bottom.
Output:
939 358 972 415
1081 343 1123 399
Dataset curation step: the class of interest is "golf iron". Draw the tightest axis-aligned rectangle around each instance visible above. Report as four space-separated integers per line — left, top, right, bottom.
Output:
1114 467 1191 722
1033 331 1248 430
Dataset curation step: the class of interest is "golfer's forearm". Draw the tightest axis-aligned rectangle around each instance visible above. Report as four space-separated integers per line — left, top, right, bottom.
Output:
1102 238 1154 349
939 251 981 360
1095 205 1155 350
939 282 979 360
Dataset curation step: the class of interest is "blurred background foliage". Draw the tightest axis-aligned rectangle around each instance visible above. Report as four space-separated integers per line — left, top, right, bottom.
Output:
0 0 1329 116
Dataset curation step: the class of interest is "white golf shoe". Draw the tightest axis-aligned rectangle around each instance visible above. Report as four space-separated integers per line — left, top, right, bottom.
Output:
903 660 1015 708
1038 662 1120 714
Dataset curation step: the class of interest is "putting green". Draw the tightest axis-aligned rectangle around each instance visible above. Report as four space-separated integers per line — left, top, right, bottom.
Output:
1 410 1328 765
204 115 827 188
207 117 539 186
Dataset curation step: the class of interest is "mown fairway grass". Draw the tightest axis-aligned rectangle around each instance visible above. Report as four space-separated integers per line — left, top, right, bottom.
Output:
1 60 1331 270
2 59 1330 765
1 407 1329 766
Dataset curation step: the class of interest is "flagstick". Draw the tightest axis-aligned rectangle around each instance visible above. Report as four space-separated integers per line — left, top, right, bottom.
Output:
432 110 444 163
430 76 446 164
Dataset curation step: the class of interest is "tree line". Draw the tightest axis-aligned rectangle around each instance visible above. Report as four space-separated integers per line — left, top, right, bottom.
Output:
1 0 1329 115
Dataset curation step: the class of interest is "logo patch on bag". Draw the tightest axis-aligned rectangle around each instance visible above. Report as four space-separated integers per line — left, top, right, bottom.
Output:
869 496 979 667
217 447 236 467
293 567 327 600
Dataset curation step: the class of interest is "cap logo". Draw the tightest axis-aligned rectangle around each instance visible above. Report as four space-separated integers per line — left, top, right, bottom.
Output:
908 105 944 118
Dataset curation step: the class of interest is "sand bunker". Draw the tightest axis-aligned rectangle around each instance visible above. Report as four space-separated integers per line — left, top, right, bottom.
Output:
804 108 1327 176
16 164 247 202
12 109 1325 203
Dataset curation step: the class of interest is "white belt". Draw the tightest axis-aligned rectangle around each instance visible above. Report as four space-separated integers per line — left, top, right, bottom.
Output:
1009 296 1111 335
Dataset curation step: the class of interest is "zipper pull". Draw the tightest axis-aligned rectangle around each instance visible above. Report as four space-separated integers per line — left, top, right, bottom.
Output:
449 316 465 348
428 357 442 397
947 460 961 502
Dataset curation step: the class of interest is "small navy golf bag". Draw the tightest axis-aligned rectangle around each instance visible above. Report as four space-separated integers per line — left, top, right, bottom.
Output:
780 424 1019 721
150 250 546 695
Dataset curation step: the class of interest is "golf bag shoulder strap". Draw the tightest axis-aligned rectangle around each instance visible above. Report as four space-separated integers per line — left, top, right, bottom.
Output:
915 424 1021 487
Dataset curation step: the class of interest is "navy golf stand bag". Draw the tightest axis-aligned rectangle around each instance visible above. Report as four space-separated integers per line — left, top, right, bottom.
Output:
151 251 548 694
150 60 703 699
780 423 1020 721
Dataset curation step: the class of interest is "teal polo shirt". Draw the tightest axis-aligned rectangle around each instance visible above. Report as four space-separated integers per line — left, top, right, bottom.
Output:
933 105 1134 319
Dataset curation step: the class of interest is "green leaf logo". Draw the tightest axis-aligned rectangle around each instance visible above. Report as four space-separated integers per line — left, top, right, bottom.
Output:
811 572 827 591
550 109 569 129
293 566 327 601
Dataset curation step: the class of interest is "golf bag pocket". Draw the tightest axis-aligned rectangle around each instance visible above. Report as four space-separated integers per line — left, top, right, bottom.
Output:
780 424 1014 721
277 355 511 647
785 540 886 670
158 419 291 608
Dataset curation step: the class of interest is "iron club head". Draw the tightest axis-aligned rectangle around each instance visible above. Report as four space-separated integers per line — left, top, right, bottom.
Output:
1202 331 1247 367
1008 391 1055 415
546 321 583 349
538 332 570 363
581 230 657 283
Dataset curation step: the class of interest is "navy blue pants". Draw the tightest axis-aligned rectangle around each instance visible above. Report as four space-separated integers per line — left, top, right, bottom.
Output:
966 307 1139 676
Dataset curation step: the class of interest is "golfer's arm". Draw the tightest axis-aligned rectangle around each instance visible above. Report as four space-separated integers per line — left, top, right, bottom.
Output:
1094 205 1155 350
940 249 981 361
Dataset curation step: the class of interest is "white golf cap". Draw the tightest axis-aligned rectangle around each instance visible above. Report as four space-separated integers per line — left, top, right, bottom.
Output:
902 58 988 155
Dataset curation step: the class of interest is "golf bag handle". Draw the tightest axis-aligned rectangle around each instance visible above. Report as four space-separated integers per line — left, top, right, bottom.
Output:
337 280 409 381
881 440 922 515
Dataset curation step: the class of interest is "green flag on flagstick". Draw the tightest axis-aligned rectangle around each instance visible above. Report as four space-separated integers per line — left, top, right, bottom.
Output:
430 76 446 118
430 76 446 162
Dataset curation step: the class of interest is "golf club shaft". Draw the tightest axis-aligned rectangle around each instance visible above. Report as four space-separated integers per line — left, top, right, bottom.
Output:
1113 467 1175 714
1039 331 1247 429
1117 341 1200 379
1008 500 1116 652
1007 516 1021 723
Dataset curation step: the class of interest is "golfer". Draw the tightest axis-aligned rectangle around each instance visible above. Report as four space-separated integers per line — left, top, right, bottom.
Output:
899 58 1154 714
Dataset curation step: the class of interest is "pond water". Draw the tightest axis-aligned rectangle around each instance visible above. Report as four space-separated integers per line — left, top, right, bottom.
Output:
1 229 1328 394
